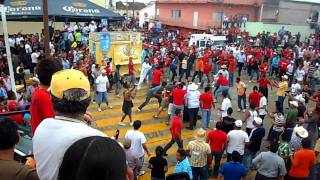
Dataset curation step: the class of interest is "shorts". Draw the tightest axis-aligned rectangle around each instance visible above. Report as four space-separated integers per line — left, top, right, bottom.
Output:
161 99 169 108
95 92 108 104
168 103 173 115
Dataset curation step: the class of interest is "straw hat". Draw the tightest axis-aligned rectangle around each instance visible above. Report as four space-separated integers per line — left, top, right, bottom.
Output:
188 83 199 91
221 65 227 69
289 101 298 107
253 117 263 125
294 126 308 138
194 128 207 140
235 120 243 128
282 75 288 80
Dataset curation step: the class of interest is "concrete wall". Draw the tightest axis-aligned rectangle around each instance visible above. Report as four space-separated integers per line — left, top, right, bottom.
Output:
0 21 65 34
158 3 259 30
242 22 315 39
139 4 156 28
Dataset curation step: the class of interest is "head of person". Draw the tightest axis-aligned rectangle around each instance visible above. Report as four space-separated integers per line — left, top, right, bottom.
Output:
101 69 107 77
161 82 167 88
253 86 258 92
301 138 312 149
155 146 164 157
31 77 40 87
289 101 298 109
227 107 233 116
58 136 127 180
123 139 131 150
249 103 256 110
0 117 19 152
236 77 241 83
176 148 187 162
234 120 242 129
231 151 241 162
194 128 206 141
279 132 289 143
175 109 182 118
221 90 228 99
216 122 223 130
133 120 142 130
253 117 263 127
36 58 63 87
116 65 121 70
270 142 279 153
50 69 91 118
204 86 211 93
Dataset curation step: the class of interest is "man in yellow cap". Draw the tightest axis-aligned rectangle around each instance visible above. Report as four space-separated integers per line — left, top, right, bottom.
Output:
33 69 108 180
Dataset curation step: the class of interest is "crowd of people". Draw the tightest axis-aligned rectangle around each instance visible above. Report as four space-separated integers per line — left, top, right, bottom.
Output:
0 19 320 180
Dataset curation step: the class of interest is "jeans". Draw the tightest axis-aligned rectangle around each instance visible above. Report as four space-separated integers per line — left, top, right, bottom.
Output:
311 78 319 93
191 165 209 180
188 108 199 129
250 69 260 80
229 73 234 86
238 62 244 77
269 66 279 76
163 137 183 154
115 81 121 95
201 74 211 87
243 150 257 169
211 151 223 177
139 95 162 110
237 94 247 110
171 69 177 81
201 109 211 129
179 69 188 82
215 86 229 100
138 155 144 172
277 96 285 112
192 71 203 83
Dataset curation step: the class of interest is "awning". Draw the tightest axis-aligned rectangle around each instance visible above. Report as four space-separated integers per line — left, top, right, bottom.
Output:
1 0 124 21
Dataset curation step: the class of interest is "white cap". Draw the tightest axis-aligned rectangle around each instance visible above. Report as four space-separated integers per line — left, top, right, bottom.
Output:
253 117 263 125
289 101 298 107
235 120 243 128
101 69 107 73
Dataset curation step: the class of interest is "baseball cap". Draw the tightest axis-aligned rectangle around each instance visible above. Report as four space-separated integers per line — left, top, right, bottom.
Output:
235 120 243 128
49 69 90 100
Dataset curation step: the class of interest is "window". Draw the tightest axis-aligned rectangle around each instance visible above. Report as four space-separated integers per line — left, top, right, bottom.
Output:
212 12 224 22
193 12 198 27
171 10 181 19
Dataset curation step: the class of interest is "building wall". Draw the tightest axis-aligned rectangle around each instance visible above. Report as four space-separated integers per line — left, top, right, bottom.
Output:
89 0 108 9
139 4 156 28
158 3 258 30
277 1 320 26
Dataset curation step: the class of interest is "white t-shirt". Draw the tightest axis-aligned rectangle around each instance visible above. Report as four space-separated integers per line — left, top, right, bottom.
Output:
227 130 249 155
221 98 232 117
96 75 109 92
291 83 301 94
186 90 200 108
125 130 147 157
33 116 107 180
247 110 258 129
295 69 305 81
259 96 267 115
31 52 40 64
25 44 32 53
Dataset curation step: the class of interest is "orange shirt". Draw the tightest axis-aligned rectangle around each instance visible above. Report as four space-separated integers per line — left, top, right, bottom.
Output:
289 149 316 178
195 59 204 72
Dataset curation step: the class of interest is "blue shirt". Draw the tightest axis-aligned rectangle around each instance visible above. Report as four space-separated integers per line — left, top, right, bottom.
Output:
221 162 248 180
175 158 193 179
237 54 246 63
62 59 70 69
271 56 280 68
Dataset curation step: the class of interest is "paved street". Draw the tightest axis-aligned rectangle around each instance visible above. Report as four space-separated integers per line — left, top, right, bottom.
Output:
88 73 281 180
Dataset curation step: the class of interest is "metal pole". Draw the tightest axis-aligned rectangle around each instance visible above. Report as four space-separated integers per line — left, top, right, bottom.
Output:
1 4 16 93
132 0 135 20
220 0 224 29
42 0 50 58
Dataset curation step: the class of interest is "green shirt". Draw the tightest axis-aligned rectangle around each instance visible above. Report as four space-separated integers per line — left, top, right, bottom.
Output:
287 108 298 125
74 32 82 42
277 141 290 158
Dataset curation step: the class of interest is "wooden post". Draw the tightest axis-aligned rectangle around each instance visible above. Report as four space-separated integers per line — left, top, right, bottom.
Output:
42 0 50 58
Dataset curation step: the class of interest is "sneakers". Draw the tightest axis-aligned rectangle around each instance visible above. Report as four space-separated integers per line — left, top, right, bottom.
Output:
130 122 134 126
98 108 102 112
153 115 159 119
137 108 141 112
242 109 246 113
237 108 241 112
119 122 126 126
109 106 113 109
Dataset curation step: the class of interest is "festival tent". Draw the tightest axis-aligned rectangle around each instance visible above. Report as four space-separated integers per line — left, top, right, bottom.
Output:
1 0 124 21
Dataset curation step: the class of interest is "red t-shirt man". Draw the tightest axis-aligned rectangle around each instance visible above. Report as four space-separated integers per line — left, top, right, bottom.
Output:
249 90 261 108
203 63 212 76
172 88 187 106
207 128 227 152
30 87 55 134
259 63 269 76
128 58 135 76
228 58 237 73
216 76 229 86
257 78 271 90
151 68 163 86
279 59 289 72
171 115 182 138
200 92 214 109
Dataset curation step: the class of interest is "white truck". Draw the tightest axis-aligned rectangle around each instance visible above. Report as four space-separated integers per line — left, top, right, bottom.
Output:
188 34 227 50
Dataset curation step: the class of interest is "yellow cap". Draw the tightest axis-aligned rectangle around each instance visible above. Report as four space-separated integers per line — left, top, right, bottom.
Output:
50 69 90 100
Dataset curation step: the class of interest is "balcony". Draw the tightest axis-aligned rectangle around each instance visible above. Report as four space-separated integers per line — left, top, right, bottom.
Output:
159 16 220 30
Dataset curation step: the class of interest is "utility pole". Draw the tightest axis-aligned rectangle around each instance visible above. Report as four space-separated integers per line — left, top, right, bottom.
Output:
42 0 50 58
0 1 16 93
220 0 224 29
132 0 135 20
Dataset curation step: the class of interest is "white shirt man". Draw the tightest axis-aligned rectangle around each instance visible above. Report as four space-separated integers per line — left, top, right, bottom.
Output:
221 97 232 118
8 37 15 47
31 52 40 64
15 36 23 46
227 120 249 157
258 95 267 118
96 72 109 93
186 89 200 109
25 43 32 54
295 68 305 82
125 129 147 158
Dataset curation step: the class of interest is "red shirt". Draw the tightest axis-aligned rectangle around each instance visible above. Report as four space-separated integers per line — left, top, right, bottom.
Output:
104 66 111 77
257 78 271 89
151 69 163 85
203 63 212 75
9 114 23 125
249 91 261 108
172 88 186 106
171 116 182 137
30 88 55 134
200 93 214 109
289 149 316 178
207 129 227 152
279 59 289 71
217 76 229 86
259 63 268 76
228 59 237 73
128 61 134 75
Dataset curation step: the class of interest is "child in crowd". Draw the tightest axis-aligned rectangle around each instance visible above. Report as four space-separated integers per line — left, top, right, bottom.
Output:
148 146 168 180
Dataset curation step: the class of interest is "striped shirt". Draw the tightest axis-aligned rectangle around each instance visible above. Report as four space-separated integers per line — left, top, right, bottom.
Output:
308 65 316 78
187 140 211 167
272 113 285 132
